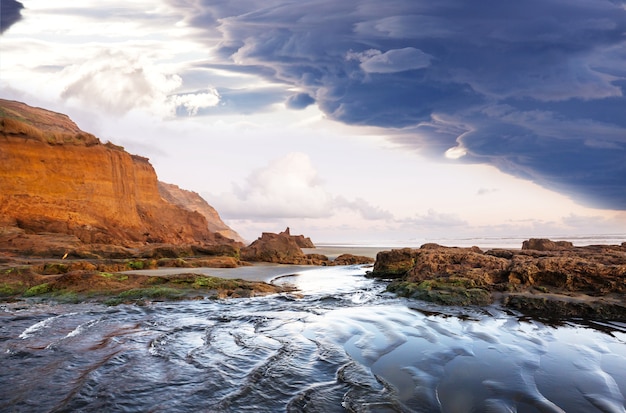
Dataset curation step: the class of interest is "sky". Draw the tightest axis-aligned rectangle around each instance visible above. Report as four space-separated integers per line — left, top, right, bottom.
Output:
1 0 626 245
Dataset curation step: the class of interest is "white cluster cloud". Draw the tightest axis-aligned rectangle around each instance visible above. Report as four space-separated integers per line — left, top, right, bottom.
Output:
59 50 180 115
347 47 433 73
213 152 334 219
211 152 393 221
168 88 220 115
59 50 219 117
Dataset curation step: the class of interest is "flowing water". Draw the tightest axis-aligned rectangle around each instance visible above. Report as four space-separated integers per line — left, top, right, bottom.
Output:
1 265 625 412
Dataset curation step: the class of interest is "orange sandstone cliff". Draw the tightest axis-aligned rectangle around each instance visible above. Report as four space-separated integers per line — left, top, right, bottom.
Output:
158 182 245 244
0 99 240 253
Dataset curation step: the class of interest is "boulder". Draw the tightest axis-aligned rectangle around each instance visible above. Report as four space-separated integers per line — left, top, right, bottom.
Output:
332 254 375 266
372 248 419 278
241 228 318 264
241 230 307 264
522 238 574 251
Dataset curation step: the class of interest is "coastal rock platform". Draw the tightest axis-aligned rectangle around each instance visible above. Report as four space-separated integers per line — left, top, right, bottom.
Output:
370 239 626 320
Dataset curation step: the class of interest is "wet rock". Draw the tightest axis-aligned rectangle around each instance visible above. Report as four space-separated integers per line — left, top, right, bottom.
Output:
305 254 331 265
372 248 419 278
502 294 626 321
332 254 375 266
388 278 493 306
372 239 626 319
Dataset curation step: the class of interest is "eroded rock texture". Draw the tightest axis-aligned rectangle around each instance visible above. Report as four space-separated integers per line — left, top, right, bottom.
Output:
0 99 238 256
371 239 626 319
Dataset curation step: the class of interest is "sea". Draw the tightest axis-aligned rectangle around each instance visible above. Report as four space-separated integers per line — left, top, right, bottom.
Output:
1 261 625 412
316 233 626 251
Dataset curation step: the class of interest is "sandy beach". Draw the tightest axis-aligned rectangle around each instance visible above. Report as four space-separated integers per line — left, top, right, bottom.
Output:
122 263 323 283
121 246 385 282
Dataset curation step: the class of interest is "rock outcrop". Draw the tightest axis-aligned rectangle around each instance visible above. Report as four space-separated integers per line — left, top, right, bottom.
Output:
241 228 311 264
521 238 573 251
281 227 315 248
241 228 373 265
0 99 238 256
370 239 626 320
157 182 245 244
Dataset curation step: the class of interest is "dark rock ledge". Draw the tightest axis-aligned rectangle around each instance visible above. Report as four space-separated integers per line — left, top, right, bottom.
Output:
368 239 626 321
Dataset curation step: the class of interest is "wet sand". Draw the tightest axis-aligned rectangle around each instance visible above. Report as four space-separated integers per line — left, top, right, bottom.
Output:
302 245 387 259
123 247 385 283
122 263 322 283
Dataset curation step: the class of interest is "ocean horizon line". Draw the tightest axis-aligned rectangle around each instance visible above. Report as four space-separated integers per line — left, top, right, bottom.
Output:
314 233 626 250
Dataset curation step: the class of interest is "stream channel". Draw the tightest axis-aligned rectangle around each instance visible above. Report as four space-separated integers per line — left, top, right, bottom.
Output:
1 265 625 412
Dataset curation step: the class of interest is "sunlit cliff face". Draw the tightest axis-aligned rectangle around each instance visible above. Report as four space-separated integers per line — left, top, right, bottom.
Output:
0 100 228 245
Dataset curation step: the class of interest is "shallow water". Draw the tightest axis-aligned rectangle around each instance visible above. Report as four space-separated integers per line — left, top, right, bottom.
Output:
1 265 625 412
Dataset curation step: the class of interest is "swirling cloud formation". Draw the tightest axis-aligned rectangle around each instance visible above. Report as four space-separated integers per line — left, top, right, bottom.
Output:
171 0 626 209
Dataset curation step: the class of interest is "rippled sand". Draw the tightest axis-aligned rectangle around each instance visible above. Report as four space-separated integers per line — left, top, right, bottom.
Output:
124 246 384 282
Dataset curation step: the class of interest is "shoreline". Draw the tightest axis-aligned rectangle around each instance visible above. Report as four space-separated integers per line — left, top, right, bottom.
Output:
122 263 322 283
1 240 624 321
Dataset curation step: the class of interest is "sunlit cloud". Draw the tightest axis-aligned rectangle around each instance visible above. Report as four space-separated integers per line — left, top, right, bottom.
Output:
346 47 433 73
210 152 393 222
211 152 335 219
59 50 182 115
170 87 220 115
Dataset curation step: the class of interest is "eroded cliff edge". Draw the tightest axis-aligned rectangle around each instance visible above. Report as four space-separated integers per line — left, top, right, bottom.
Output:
0 99 241 257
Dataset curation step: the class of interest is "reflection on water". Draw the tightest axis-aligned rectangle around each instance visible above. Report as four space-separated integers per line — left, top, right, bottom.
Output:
1 265 625 412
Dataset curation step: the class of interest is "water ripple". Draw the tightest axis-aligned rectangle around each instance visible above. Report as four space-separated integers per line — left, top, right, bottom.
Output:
1 266 625 412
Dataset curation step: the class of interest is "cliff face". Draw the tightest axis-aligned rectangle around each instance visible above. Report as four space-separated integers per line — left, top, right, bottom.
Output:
0 99 234 248
158 182 245 244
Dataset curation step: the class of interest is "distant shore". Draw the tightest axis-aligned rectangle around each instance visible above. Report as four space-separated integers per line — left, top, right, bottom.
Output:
302 246 386 260
314 236 625 250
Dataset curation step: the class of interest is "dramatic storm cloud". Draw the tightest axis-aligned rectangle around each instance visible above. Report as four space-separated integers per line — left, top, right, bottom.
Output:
174 0 626 209
0 0 23 33
2 0 625 242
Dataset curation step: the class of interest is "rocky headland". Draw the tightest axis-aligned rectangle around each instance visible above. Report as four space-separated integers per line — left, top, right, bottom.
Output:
0 99 260 301
0 99 243 258
369 238 626 320
0 99 373 302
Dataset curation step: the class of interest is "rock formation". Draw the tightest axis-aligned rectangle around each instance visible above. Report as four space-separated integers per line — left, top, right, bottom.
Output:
0 99 238 257
281 227 315 248
370 239 626 320
241 228 311 264
521 238 573 251
240 228 373 265
157 182 245 244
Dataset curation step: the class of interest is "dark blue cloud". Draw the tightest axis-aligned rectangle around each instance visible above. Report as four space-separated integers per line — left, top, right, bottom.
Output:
0 0 23 34
286 92 315 109
171 0 626 209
